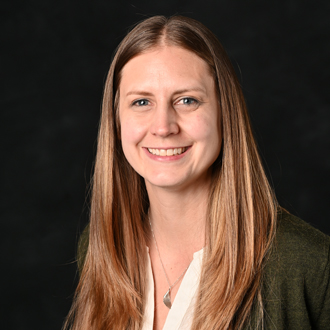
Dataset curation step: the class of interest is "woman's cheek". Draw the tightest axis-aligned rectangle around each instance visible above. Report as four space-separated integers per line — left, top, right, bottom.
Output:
188 114 214 140
121 117 147 151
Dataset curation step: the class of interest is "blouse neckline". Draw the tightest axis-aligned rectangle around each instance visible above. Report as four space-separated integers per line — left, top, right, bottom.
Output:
143 247 204 329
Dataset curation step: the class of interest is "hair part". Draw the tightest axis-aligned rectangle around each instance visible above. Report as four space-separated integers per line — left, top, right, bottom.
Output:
63 15 277 330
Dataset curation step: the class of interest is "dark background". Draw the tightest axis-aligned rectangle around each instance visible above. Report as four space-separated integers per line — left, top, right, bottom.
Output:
2 0 329 329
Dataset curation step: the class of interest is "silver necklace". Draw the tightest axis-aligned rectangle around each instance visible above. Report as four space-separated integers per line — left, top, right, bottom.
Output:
148 216 193 309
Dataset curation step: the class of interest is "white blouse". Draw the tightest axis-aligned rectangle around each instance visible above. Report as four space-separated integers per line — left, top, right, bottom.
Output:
142 248 204 330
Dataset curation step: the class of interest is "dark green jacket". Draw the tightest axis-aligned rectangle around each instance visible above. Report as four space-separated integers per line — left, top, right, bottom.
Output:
77 211 330 329
260 211 330 329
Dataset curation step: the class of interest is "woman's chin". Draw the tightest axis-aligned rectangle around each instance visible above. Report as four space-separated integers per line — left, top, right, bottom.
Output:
144 172 208 192
144 175 188 191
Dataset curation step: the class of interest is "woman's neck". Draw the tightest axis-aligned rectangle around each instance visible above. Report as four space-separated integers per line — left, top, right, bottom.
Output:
146 179 210 255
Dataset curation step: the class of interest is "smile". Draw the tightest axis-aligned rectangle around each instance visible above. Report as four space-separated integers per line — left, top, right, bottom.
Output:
147 147 188 156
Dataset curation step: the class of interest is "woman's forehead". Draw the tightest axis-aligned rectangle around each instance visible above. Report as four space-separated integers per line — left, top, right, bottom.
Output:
119 46 215 94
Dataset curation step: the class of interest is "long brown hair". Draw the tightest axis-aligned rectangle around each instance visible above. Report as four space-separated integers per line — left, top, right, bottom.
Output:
64 15 278 330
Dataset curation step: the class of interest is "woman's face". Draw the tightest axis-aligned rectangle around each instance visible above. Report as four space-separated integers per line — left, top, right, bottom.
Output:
118 46 222 191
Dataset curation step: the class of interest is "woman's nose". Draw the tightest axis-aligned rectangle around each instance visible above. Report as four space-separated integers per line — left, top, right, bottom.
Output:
150 104 179 137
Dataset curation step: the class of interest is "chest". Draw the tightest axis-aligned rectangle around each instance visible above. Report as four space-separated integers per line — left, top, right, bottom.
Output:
143 249 204 330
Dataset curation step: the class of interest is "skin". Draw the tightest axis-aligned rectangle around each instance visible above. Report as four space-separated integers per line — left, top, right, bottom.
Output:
119 45 222 329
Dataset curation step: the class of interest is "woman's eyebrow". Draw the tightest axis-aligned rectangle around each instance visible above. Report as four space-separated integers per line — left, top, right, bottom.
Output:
125 90 153 97
125 87 207 97
172 87 207 96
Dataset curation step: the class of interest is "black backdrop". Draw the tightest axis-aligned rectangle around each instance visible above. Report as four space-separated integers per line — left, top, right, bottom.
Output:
2 0 330 329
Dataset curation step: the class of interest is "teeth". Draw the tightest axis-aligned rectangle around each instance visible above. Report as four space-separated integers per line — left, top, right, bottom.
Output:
147 147 187 156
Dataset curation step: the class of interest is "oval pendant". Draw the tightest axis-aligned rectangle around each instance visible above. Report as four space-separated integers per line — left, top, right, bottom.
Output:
163 289 172 309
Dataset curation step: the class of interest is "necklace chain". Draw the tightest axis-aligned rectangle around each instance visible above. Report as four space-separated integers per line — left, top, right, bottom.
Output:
148 215 192 309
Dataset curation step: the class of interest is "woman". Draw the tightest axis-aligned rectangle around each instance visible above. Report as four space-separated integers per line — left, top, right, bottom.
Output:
64 16 330 329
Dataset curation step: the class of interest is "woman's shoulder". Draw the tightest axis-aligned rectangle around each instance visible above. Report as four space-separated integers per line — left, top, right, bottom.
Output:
274 209 330 269
77 223 90 274
266 209 330 286
261 209 330 329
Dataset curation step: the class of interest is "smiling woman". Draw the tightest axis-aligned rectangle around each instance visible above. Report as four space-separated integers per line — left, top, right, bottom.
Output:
63 16 330 330
119 46 221 191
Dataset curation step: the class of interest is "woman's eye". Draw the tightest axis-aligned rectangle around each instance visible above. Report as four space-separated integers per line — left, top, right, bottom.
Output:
179 97 198 105
175 97 200 110
132 99 149 106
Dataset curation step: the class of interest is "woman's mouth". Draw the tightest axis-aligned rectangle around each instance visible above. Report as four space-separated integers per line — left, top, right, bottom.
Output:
147 147 188 156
